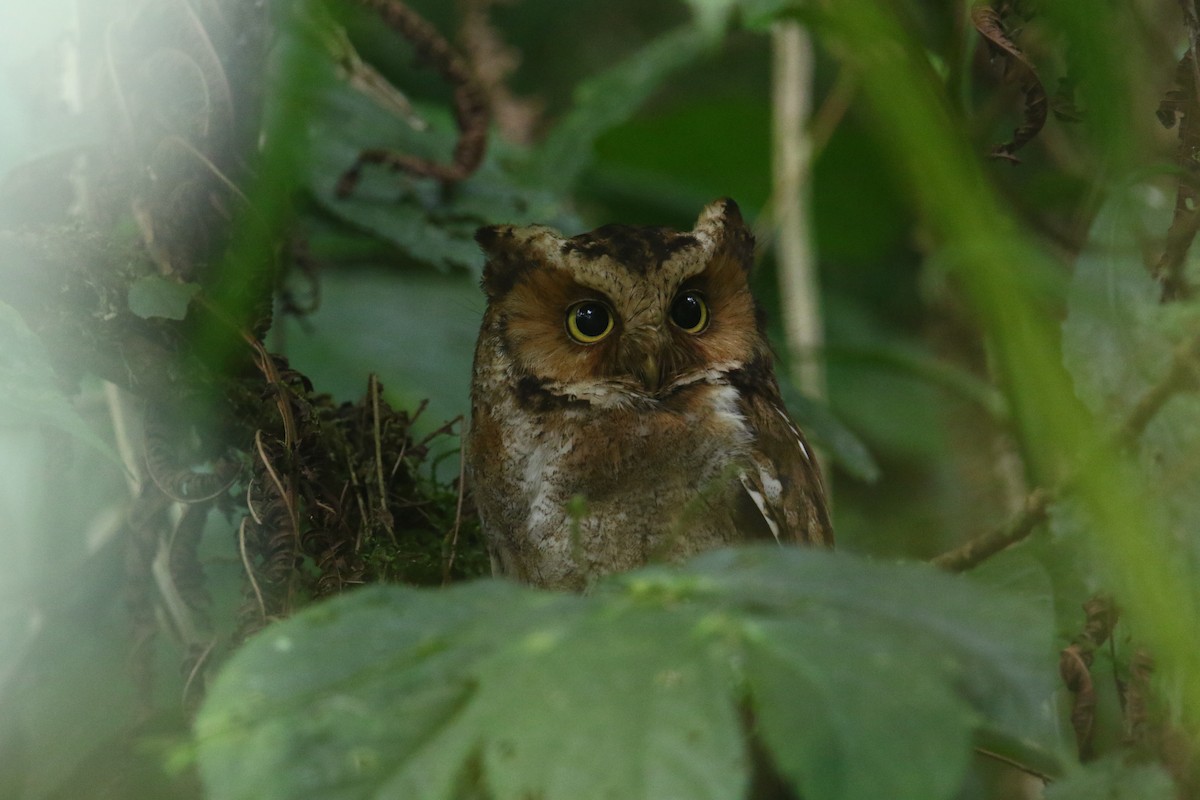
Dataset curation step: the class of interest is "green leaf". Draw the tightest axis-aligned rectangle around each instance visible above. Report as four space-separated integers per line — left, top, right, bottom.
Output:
680 0 739 37
1061 187 1174 422
1061 185 1200 573
682 0 810 32
1044 755 1175 800
127 275 201 320
747 621 973 799
0 301 119 463
1138 395 1200 570
299 18 578 272
827 340 1008 422
777 375 880 482
280 268 478 420
528 23 721 193
195 547 1061 800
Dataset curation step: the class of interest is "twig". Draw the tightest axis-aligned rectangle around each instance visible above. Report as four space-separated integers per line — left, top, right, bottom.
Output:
104 381 143 495
772 21 829 483
972 746 1053 785
931 488 1051 572
342 443 371 553
245 475 263 524
336 0 489 196
370 374 397 540
255 430 300 542
246 336 299 449
1117 333 1200 445
238 517 267 623
442 445 467 585
390 398 428 481
181 638 218 711
933 331 1200 572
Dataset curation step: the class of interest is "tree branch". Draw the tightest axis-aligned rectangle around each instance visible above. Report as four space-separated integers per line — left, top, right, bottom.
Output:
932 332 1200 572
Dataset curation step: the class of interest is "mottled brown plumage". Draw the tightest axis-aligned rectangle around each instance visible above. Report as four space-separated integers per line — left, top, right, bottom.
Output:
466 199 831 590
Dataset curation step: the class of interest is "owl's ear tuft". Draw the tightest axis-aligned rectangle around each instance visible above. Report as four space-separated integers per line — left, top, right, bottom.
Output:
693 198 754 269
474 224 511 253
475 224 565 298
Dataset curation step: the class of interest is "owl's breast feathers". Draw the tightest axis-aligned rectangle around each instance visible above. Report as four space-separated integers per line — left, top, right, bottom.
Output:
473 351 833 553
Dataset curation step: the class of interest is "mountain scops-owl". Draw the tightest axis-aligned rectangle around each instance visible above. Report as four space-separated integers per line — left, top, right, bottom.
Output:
466 198 832 590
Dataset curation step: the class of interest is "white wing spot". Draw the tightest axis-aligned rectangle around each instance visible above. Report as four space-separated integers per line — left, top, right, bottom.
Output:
740 471 782 544
773 404 810 462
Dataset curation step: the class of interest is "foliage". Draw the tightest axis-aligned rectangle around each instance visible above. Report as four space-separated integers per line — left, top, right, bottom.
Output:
195 547 1056 800
1 0 1199 798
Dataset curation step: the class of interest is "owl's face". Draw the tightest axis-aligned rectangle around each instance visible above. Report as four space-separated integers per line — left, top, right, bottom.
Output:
474 199 770 405
469 198 832 586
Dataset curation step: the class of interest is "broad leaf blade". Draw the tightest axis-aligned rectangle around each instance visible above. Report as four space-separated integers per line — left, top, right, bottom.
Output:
127 275 200 320
470 608 745 800
196 547 1061 800
0 301 119 463
1045 755 1175 800
1062 188 1173 421
528 23 721 193
747 623 974 800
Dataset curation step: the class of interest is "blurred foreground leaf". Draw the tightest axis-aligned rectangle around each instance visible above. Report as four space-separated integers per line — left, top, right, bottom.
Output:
195 547 1060 800
127 276 201 321
0 301 118 462
1044 755 1175 800
1062 185 1200 571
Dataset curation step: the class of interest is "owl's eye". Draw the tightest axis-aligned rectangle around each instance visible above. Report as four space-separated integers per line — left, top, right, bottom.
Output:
566 301 614 344
669 291 709 334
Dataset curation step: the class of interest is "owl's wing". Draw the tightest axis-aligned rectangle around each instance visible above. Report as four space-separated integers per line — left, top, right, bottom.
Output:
736 391 834 546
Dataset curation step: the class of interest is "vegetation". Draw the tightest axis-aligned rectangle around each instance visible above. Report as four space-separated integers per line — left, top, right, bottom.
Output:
1 0 1198 798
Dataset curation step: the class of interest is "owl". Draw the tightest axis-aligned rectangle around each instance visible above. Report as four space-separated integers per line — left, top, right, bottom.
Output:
466 198 832 590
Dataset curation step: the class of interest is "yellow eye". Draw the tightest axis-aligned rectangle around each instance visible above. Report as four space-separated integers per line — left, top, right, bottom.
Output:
670 291 709 334
566 301 614 344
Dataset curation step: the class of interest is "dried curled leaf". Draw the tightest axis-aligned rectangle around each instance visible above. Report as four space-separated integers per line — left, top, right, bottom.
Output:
1058 595 1119 760
1154 49 1200 300
972 5 1048 163
335 0 490 196
197 548 1060 800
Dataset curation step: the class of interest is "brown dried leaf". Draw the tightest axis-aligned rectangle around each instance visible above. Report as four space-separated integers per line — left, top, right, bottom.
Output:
972 6 1048 163
1059 595 1119 761
1154 49 1200 300
336 0 490 196
1060 643 1097 760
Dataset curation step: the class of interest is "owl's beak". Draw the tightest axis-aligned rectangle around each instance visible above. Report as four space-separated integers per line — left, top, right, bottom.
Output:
635 353 662 394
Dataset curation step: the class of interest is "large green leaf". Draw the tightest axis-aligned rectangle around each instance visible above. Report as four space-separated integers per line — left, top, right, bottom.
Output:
1061 186 1200 572
1061 188 1175 422
297 12 578 273
127 275 201 320
527 22 722 194
1044 755 1175 800
0 301 118 463
195 547 1060 800
280 268 479 419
